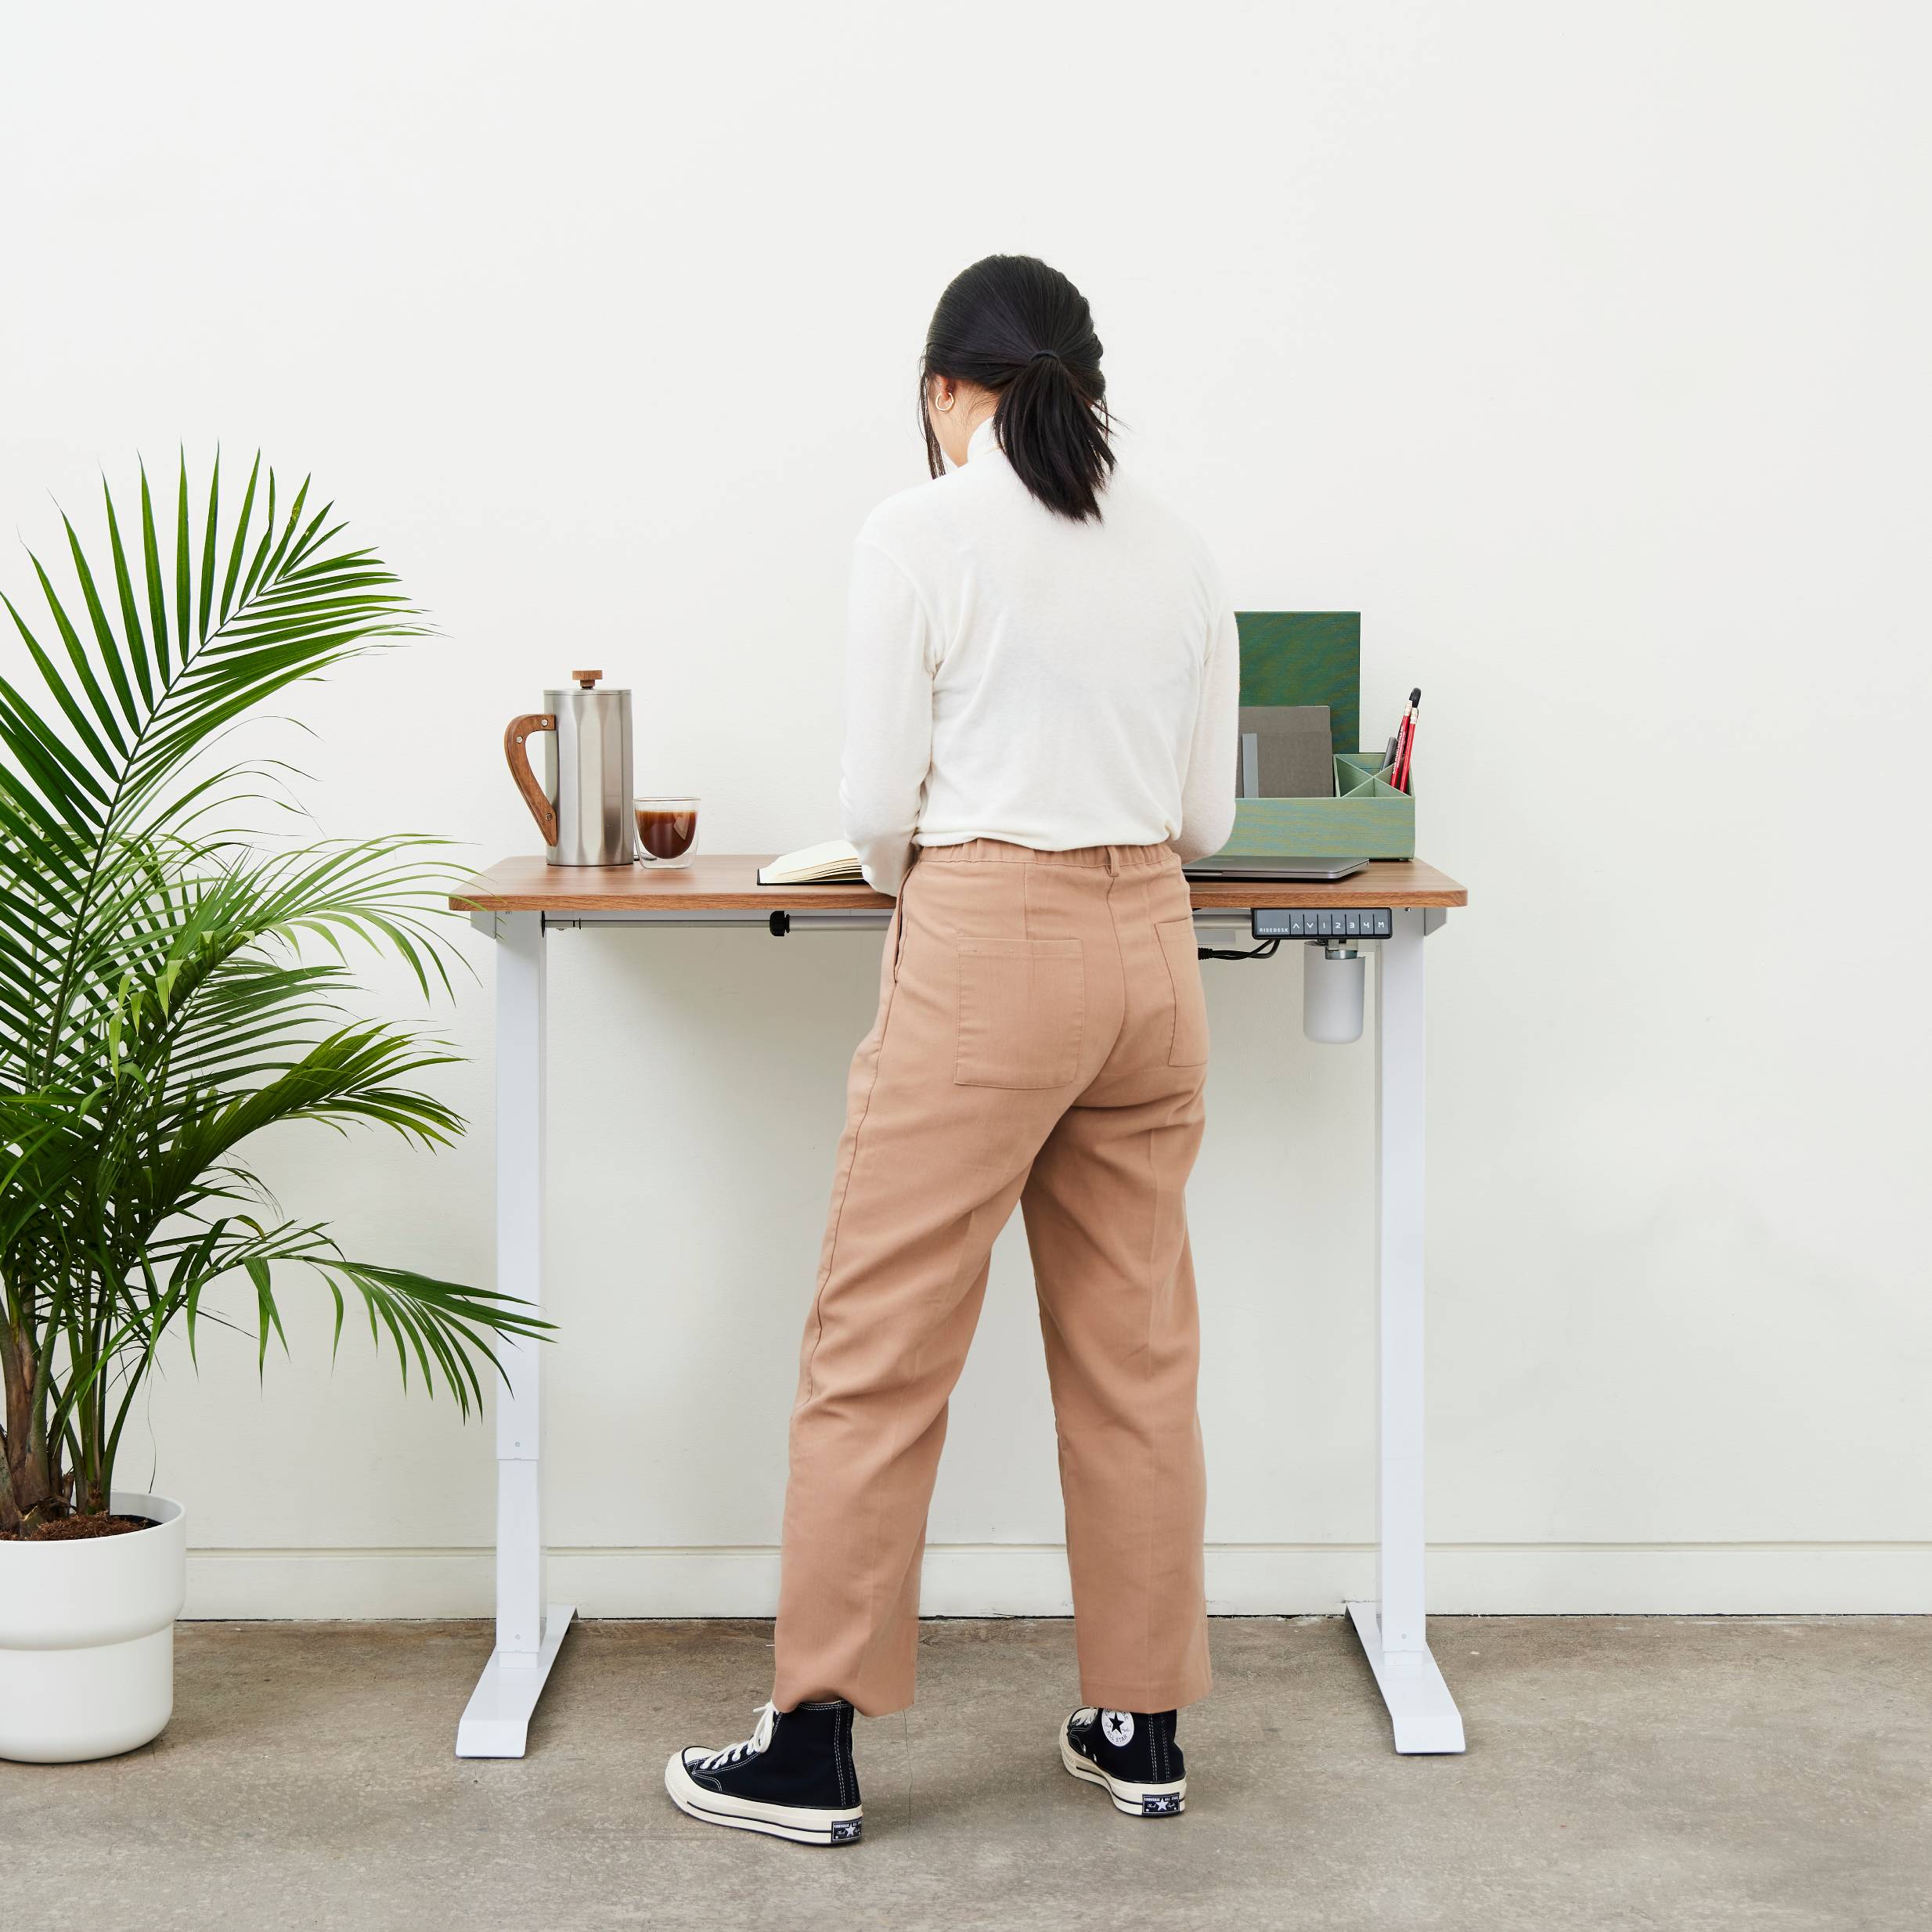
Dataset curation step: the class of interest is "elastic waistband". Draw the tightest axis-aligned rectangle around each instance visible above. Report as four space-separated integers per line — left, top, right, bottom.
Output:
918 838 1177 873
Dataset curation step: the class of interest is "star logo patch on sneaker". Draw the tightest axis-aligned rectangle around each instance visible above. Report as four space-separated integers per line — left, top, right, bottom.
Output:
1144 1793 1182 1815
831 1821 862 1843
1101 1710 1134 1746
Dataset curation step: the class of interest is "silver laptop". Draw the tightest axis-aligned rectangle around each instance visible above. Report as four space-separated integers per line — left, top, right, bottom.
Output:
1184 856 1369 882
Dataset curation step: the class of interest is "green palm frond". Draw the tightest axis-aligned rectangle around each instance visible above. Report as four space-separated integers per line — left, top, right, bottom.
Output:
0 449 425 1090
0 450 542 1530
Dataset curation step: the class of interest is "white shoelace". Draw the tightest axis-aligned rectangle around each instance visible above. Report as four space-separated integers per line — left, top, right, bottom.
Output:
700 1700 777 1772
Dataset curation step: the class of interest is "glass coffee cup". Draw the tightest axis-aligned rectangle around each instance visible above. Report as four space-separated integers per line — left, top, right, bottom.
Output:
634 796 699 868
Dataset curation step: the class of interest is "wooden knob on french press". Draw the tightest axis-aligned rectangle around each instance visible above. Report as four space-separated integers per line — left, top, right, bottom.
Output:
571 669 602 688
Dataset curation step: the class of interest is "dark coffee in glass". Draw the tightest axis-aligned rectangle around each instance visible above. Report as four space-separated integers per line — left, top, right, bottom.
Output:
635 797 698 867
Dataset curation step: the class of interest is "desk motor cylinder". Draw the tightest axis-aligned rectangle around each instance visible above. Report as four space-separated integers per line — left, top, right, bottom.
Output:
1303 942 1365 1044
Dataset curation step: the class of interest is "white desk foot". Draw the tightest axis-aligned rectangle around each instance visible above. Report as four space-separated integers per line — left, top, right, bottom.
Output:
455 1604 577 1757
1345 1600 1466 1754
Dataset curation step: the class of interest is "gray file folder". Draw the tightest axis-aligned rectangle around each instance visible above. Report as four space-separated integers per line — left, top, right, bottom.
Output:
1235 705 1335 798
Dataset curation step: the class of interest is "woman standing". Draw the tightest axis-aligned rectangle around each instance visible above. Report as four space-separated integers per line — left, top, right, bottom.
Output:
666 255 1238 1844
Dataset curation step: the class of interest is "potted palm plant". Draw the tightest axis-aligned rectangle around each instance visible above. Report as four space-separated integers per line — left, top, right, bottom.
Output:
0 452 543 1761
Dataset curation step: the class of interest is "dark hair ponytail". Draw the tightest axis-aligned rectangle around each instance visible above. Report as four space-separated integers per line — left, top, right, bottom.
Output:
921 254 1116 521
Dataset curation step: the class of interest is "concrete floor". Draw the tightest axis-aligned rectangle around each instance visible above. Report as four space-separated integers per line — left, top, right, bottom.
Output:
5 1617 1926 1931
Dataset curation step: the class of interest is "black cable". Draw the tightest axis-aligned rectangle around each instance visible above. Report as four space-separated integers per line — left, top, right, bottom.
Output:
1196 938 1281 962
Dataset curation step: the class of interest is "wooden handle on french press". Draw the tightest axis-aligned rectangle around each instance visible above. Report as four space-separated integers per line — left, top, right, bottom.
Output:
504 713 558 847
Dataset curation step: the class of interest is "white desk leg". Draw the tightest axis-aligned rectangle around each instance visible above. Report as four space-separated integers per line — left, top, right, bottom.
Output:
1345 909 1466 1754
456 910 575 1757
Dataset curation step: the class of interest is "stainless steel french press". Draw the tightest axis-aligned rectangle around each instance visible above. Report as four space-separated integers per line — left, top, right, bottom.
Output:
505 671 639 866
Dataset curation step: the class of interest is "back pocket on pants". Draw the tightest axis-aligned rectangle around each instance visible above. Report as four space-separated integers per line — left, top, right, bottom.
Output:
1156 917 1210 1066
954 938 1084 1089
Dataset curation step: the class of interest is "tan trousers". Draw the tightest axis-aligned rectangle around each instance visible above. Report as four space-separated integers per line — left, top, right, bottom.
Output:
773 840 1212 1718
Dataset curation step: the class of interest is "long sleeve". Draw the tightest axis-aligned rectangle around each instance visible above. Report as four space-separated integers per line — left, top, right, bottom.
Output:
838 536 937 898
1170 602 1239 863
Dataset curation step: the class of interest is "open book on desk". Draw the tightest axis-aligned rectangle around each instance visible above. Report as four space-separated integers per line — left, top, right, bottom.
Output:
758 839 866 886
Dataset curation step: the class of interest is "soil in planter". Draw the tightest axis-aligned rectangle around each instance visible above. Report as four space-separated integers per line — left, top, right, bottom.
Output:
0 1514 156 1542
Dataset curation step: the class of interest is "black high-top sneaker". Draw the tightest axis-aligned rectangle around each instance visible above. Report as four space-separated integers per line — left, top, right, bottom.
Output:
664 1700 863 1845
1061 1707 1187 1817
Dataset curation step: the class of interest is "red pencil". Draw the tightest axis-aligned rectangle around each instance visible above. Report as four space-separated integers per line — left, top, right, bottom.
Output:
1393 688 1421 792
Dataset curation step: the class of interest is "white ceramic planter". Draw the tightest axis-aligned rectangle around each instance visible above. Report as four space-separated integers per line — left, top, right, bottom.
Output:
0 1490 186 1763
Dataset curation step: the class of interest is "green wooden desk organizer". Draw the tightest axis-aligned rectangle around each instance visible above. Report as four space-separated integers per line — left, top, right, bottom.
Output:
1212 611 1415 862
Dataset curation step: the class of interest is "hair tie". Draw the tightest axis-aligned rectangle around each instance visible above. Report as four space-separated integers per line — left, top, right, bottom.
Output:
1028 347 1060 362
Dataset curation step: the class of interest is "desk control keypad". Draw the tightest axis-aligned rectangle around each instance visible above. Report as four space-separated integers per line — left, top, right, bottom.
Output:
1251 908 1393 940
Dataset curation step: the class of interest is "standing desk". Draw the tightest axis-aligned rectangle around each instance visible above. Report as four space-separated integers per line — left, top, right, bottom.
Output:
449 855 1469 1759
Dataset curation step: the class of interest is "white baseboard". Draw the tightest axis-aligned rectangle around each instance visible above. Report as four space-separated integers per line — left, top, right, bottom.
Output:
181 1541 1932 1620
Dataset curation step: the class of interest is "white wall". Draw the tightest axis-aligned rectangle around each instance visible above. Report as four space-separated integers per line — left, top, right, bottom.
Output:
3 2 1927 1618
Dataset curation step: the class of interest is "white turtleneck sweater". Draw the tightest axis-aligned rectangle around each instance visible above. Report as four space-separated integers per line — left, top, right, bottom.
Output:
838 418 1239 897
